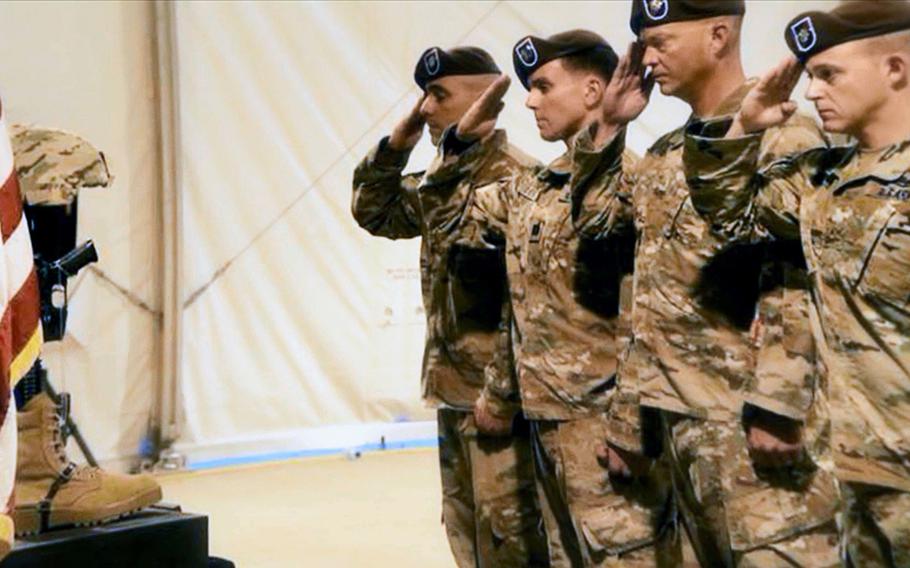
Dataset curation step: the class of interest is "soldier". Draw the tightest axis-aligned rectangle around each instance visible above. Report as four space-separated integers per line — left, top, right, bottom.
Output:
351 46 547 568
432 30 674 567
7 126 162 536
683 1 910 564
571 1 841 565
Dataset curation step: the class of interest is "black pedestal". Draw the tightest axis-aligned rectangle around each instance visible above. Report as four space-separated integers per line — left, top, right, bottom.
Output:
1 505 209 568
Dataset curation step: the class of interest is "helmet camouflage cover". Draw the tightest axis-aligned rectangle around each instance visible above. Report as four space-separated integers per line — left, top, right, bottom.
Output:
9 125 111 207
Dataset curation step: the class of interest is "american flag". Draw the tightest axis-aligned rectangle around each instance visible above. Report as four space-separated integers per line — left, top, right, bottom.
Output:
0 98 42 514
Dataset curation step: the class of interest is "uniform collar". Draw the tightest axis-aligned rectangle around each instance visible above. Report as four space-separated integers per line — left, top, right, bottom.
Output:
712 78 759 118
856 136 910 161
462 128 514 188
546 153 572 175
477 128 509 155
537 123 593 183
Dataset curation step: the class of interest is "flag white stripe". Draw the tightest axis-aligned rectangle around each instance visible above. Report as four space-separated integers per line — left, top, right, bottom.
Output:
0 111 13 185
4 215 32 299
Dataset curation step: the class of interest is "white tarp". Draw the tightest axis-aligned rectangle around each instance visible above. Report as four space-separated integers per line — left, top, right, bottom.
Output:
0 1 837 465
172 1 836 461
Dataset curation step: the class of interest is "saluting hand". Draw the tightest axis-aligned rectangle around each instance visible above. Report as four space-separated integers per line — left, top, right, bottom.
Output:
455 75 511 143
388 95 427 151
597 41 655 145
732 56 803 137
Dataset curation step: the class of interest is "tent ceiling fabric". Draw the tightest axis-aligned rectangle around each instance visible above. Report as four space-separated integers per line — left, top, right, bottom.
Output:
1 1 837 464
176 0 835 457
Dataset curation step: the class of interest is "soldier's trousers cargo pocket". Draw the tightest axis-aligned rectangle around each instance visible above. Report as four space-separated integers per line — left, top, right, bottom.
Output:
668 416 838 552
579 499 656 556
724 467 839 551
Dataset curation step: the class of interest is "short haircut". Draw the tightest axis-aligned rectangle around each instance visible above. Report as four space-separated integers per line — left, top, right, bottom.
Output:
559 44 619 84
864 29 910 57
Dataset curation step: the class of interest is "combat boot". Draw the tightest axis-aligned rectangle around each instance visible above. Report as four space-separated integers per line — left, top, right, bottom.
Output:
11 393 162 535
0 513 12 559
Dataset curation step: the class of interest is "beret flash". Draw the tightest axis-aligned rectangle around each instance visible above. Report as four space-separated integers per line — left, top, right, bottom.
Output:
631 0 745 35
786 0 910 63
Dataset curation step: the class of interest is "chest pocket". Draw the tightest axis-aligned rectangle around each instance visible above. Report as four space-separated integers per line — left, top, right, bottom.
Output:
854 204 910 310
517 187 544 270
446 246 506 332
522 192 572 272
545 194 575 271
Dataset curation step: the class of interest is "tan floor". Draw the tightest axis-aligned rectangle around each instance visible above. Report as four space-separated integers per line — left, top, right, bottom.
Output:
158 448 458 568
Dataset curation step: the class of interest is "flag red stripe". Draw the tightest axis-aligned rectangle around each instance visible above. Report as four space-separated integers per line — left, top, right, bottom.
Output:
9 269 39 359
0 173 23 243
0 309 12 424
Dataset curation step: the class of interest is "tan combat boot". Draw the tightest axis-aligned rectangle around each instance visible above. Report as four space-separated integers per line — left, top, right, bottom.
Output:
12 393 162 535
0 513 12 559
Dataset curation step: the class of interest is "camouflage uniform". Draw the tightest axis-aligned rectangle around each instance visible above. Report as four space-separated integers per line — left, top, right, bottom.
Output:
352 130 547 568
573 81 839 567
684 118 910 567
425 128 674 567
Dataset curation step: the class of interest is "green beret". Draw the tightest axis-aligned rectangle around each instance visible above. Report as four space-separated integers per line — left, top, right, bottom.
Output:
413 46 501 91
786 0 910 63
630 0 745 35
512 29 617 90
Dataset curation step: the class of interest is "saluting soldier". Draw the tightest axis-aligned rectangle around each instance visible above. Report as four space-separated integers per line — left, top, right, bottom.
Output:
571 1 840 565
683 1 910 564
352 46 547 568
430 30 676 567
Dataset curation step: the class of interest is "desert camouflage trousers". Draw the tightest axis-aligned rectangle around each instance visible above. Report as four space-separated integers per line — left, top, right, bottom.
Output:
842 482 910 567
531 414 677 567
437 408 548 568
662 413 840 567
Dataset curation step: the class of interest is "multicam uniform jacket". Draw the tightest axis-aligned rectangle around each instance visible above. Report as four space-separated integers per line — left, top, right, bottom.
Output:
352 130 537 410
423 128 638 421
684 122 910 493
572 81 828 451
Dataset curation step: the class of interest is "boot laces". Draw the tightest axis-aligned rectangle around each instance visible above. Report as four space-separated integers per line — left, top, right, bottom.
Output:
50 405 98 479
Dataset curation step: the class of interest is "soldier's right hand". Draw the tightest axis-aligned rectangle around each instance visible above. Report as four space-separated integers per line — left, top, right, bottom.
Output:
599 41 655 140
731 56 802 137
474 394 514 437
746 411 804 468
597 442 651 480
388 95 427 151
455 75 511 143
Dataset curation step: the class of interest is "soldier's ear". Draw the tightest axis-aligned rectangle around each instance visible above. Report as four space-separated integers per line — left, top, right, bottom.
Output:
583 75 606 109
884 52 910 91
709 19 736 59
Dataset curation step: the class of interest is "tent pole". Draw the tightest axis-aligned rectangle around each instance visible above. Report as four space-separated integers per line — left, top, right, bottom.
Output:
152 0 184 463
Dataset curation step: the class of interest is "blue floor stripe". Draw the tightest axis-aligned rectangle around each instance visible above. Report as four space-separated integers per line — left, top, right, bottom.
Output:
187 437 440 471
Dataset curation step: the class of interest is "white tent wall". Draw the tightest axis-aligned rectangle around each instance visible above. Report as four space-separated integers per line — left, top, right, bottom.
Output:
0 1 838 467
171 0 836 464
0 2 162 469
